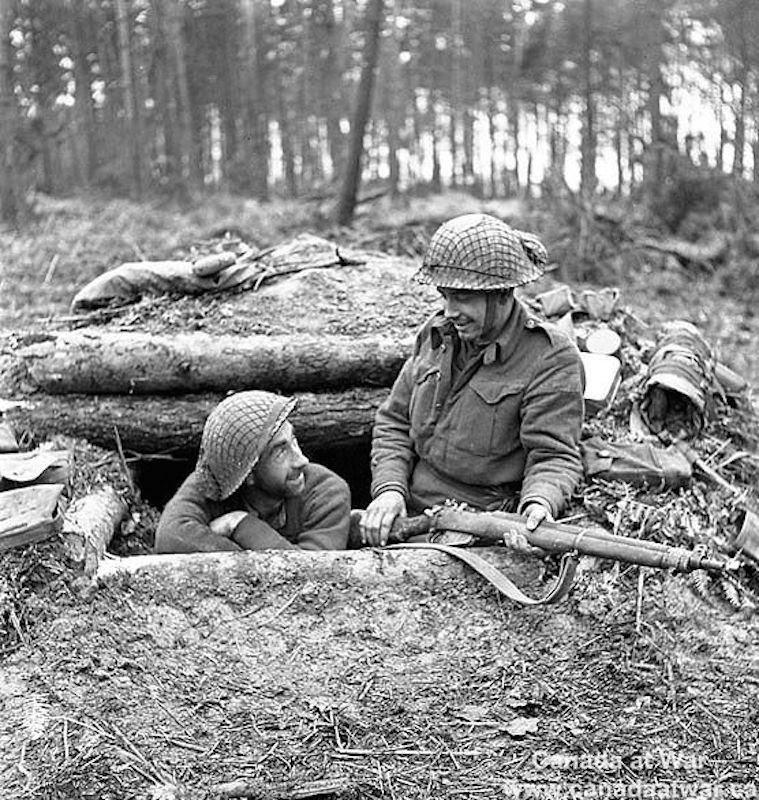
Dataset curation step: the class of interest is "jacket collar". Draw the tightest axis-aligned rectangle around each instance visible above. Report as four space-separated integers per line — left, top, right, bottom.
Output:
429 299 533 364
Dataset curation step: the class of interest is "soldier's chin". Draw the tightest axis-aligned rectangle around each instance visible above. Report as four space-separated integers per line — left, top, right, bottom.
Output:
454 323 478 340
285 472 306 496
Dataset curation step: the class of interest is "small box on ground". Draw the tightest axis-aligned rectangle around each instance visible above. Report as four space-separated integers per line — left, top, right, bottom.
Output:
581 352 622 415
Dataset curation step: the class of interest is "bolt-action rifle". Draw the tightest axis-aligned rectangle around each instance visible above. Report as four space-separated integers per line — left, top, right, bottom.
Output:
381 506 731 606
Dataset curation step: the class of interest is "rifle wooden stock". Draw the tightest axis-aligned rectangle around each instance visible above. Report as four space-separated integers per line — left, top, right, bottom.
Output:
390 508 726 574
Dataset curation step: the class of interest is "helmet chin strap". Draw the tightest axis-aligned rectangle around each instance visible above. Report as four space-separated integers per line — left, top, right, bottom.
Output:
476 291 513 345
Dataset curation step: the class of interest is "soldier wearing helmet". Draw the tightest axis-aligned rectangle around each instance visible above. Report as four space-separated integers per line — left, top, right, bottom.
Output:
155 391 350 553
360 213 584 545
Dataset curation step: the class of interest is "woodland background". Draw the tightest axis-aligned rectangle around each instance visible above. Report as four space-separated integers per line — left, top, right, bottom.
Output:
2 0 759 235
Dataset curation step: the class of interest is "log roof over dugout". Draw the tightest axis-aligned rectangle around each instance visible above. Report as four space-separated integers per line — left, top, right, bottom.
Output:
0 236 445 458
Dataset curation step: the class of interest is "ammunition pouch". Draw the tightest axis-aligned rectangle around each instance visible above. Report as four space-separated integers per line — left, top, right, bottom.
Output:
581 436 692 489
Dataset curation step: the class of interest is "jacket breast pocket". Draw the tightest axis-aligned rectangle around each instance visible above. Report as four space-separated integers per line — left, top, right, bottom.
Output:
455 378 525 456
409 366 440 433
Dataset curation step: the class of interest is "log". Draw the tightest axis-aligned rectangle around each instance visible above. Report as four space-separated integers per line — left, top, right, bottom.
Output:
5 388 389 456
634 234 729 270
0 331 412 395
61 486 128 576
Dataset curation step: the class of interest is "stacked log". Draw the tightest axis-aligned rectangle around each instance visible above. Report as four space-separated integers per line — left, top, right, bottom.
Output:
1 331 412 395
5 387 391 455
0 330 409 457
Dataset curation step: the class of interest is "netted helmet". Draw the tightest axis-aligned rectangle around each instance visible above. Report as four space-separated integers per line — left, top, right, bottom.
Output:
195 391 296 500
414 213 548 291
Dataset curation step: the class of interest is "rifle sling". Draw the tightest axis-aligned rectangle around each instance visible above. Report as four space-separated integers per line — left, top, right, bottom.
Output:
384 543 578 606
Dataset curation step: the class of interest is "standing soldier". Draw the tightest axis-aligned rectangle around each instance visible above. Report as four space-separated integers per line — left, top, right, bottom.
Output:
360 213 584 545
156 391 350 553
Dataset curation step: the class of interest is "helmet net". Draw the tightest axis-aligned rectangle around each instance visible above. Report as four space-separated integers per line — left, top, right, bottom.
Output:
415 213 547 291
196 391 296 500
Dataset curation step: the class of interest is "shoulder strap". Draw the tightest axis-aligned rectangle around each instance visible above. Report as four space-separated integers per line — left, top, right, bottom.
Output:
385 543 577 606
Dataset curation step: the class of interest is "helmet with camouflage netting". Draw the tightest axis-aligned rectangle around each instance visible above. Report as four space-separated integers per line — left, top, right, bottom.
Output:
195 390 296 500
414 213 548 291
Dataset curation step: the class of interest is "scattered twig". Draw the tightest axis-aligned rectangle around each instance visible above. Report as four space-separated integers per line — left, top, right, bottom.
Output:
259 588 303 626
635 567 646 633
42 254 59 284
211 777 356 799
112 425 135 494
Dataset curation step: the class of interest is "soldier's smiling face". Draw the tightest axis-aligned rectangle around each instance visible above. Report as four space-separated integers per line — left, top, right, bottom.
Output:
249 421 309 498
438 288 514 341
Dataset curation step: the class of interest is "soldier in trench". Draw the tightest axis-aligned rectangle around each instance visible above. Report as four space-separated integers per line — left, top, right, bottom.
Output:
155 390 350 553
359 213 585 546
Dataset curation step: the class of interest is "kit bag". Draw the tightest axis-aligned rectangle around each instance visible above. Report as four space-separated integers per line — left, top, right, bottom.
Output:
581 436 692 489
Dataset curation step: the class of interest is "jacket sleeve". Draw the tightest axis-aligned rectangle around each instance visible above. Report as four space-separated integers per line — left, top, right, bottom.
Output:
155 472 242 554
369 357 417 500
518 342 585 517
296 468 350 551
231 514 297 550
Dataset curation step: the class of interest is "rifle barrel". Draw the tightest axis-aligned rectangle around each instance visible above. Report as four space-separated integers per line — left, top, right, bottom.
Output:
391 509 725 573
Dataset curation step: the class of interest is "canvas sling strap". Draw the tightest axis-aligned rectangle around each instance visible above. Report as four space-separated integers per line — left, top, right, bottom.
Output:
385 542 578 606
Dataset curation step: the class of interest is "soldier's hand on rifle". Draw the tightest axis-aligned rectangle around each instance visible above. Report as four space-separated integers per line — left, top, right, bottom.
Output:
489 508 548 555
360 490 407 546
522 502 553 531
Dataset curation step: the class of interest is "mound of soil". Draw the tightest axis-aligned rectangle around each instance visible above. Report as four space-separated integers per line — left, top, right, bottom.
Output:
50 251 440 340
2 549 757 799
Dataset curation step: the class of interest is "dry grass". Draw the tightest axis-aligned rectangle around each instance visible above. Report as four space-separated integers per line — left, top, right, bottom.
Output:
0 193 319 328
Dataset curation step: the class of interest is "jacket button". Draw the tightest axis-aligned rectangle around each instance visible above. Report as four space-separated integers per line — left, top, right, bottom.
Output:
526 319 535 328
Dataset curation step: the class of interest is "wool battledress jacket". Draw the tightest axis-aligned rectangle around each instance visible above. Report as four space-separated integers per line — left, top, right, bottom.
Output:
155 463 350 553
370 301 585 516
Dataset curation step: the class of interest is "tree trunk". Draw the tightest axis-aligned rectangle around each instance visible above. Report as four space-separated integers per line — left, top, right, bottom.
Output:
94 0 122 173
277 70 298 197
6 389 389 456
151 0 180 188
448 108 458 188
217 7 239 182
71 0 98 183
430 89 441 190
488 88 498 197
579 0 596 201
335 0 385 226
643 4 667 199
731 3 749 179
323 0 347 179
383 1 402 196
114 0 143 197
733 75 746 178
0 0 22 222
241 0 269 199
507 0 523 195
1 332 412 395
615 64 626 195
166 0 198 191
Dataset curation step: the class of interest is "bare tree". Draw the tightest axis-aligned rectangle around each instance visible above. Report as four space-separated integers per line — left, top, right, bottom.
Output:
336 0 384 227
241 0 269 199
0 0 22 222
115 0 144 197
